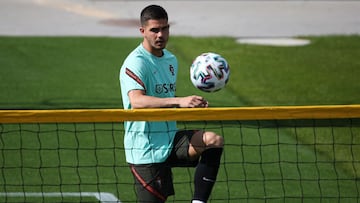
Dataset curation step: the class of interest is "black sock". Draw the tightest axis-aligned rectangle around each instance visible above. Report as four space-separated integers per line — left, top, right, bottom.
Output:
193 148 223 202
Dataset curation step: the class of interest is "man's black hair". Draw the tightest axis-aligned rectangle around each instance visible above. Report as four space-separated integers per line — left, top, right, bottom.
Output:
140 5 168 26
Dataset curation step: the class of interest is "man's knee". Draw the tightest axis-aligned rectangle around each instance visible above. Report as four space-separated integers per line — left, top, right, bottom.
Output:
203 132 224 148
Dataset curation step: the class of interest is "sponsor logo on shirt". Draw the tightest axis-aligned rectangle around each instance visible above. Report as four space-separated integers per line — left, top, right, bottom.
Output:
155 83 176 94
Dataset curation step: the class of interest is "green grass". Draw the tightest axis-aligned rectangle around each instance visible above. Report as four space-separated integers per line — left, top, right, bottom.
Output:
0 35 360 202
0 35 360 109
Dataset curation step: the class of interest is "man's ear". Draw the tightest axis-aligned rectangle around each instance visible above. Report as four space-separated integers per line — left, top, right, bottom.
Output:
139 27 145 35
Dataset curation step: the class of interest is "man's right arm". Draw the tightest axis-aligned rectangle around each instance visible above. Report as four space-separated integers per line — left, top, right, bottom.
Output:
128 90 208 109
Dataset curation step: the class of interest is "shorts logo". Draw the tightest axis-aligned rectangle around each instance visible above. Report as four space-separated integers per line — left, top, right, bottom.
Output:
156 177 162 189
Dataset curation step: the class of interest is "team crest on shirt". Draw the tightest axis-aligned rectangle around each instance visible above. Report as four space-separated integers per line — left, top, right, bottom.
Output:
169 65 175 76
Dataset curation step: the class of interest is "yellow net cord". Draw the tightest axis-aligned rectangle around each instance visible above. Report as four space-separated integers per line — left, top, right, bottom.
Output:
1 104 360 123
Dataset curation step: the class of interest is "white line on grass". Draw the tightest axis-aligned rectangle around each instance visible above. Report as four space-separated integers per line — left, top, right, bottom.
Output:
237 37 311 47
0 192 121 203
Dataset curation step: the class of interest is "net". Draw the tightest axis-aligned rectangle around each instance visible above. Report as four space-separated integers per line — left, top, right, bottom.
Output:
1 105 360 202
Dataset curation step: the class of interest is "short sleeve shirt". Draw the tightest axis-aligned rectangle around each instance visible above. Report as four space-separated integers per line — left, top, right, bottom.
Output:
119 44 178 164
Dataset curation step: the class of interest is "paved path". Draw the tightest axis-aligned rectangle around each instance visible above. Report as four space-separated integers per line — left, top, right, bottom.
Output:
1 0 359 37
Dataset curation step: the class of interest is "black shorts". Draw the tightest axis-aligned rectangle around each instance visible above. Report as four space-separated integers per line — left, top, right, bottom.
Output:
129 130 200 203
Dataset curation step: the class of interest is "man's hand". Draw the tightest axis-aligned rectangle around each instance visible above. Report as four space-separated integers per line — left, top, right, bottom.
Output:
179 95 208 108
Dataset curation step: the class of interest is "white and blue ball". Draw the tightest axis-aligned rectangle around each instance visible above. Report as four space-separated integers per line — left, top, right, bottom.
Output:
190 52 230 92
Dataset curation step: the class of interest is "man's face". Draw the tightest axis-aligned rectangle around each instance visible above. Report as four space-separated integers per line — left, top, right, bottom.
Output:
140 19 170 56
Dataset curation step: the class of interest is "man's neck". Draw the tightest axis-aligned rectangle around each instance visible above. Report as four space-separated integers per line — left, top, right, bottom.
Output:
142 42 163 57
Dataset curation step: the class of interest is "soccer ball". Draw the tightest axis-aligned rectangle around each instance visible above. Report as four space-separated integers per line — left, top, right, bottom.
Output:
190 52 230 92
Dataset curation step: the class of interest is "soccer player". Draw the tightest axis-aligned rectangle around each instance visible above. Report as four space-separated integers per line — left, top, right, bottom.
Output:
119 5 224 203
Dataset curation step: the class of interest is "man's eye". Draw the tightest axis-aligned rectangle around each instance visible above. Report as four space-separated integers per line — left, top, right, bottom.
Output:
150 28 160 33
150 26 169 33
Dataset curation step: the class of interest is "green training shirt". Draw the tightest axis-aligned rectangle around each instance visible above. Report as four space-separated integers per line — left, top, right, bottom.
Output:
119 43 178 164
